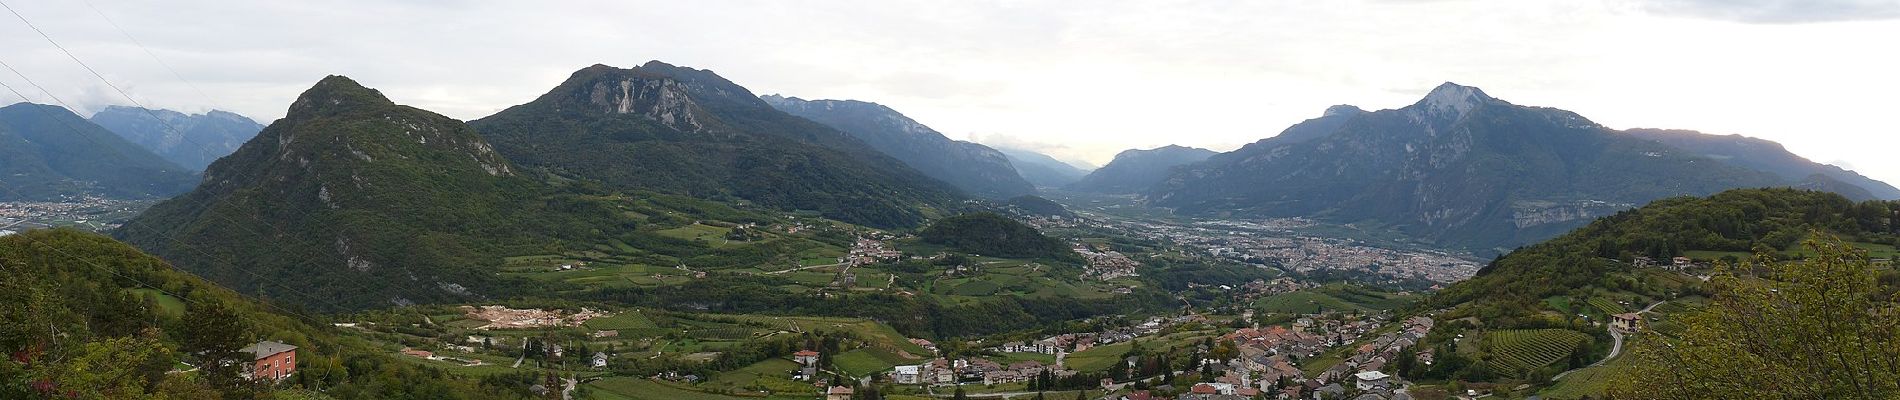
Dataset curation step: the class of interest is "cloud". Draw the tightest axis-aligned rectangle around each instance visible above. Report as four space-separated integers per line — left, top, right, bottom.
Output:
1627 0 1900 23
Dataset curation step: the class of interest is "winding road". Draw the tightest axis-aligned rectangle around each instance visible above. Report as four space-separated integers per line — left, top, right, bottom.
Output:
1550 300 1665 382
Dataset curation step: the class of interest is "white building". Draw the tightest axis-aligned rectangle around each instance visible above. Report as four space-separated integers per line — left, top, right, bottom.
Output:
892 365 922 384
1354 370 1391 391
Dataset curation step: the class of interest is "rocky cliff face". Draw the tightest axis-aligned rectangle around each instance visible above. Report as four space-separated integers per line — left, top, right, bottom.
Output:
1153 82 1789 252
762 95 1034 199
118 76 550 310
470 62 962 228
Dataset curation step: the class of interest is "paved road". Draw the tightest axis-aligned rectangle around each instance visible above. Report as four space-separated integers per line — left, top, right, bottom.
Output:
765 262 844 274
1550 300 1665 382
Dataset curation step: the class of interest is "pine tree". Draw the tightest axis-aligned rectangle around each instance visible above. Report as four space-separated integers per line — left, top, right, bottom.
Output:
179 298 253 400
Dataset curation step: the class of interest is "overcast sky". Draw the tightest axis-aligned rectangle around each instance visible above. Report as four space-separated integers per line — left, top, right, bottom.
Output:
2 0 1897 182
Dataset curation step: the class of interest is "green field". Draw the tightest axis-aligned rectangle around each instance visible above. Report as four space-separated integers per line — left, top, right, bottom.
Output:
1541 349 1635 399
588 377 769 400
585 311 660 330
1585 297 1626 316
130 288 186 316
1485 329 1591 376
705 358 802 391
1066 329 1219 373
834 348 904 377
1253 284 1416 315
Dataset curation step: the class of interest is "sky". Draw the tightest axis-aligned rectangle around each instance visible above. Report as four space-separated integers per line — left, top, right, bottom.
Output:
2 0 1897 182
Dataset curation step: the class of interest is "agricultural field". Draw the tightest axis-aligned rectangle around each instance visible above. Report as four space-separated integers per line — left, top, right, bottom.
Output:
1483 329 1591 376
1253 284 1417 314
1541 349 1636 399
130 288 186 316
834 348 908 377
1065 328 1221 372
702 358 806 393
587 377 807 400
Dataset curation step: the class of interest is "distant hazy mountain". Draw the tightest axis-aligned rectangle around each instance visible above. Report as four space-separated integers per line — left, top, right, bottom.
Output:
90 106 264 171
118 76 578 310
1068 145 1216 194
1153 83 1793 251
470 62 961 228
0 103 197 201
996 147 1091 188
761 95 1034 199
1624 128 1899 200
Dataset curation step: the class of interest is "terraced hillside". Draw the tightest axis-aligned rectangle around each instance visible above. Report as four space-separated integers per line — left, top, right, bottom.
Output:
1483 329 1592 377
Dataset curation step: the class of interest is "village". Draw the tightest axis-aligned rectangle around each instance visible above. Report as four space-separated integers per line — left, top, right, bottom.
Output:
842 308 1437 400
1028 209 1483 289
0 196 157 232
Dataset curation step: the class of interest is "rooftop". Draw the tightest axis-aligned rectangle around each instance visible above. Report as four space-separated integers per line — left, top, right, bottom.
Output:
241 341 297 360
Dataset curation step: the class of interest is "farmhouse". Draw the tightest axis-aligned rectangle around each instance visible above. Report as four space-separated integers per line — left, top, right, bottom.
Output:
826 386 854 400
242 341 297 381
1612 313 1643 332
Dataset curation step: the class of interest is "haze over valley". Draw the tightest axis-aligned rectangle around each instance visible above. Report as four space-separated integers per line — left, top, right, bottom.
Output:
3 2 1898 400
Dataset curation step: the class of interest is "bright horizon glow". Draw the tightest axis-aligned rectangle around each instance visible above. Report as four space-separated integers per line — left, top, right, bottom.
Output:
1 1 1896 183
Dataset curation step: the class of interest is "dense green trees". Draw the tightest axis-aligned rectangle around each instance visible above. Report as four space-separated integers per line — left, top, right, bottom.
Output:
1435 189 1899 318
0 229 533 399
921 213 1078 261
1614 238 1900 399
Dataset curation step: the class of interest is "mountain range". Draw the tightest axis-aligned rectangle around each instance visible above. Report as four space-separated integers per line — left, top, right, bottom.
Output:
761 95 1035 199
1152 83 1800 251
0 102 198 201
1622 128 1899 200
469 62 962 228
116 76 616 309
997 147 1093 188
1069 145 1217 194
90 106 265 171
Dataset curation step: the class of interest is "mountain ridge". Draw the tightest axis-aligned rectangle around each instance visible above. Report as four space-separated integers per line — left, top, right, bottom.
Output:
761 94 1036 199
0 102 198 201
90 105 264 171
1068 144 1216 194
117 75 594 310
1153 82 1793 252
471 61 963 228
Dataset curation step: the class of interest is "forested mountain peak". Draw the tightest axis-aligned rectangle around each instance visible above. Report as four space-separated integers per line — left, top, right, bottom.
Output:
1153 82 1785 252
1067 145 1216 194
119 76 552 309
471 62 961 228
0 102 197 201
286 75 398 119
761 94 1036 199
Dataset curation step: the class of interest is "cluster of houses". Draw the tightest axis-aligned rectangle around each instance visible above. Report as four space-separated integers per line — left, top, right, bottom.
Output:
891 358 1079 386
842 236 903 267
1074 244 1142 280
1309 316 1432 398
985 315 1207 358
1160 315 1431 400
1631 256 1701 272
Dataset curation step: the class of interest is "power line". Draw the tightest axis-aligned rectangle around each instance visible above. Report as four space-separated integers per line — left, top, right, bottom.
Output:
80 0 227 112
80 0 233 166
0 77 347 319
0 0 481 310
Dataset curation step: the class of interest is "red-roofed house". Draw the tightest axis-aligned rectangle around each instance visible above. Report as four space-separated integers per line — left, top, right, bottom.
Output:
794 350 821 366
243 341 298 381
